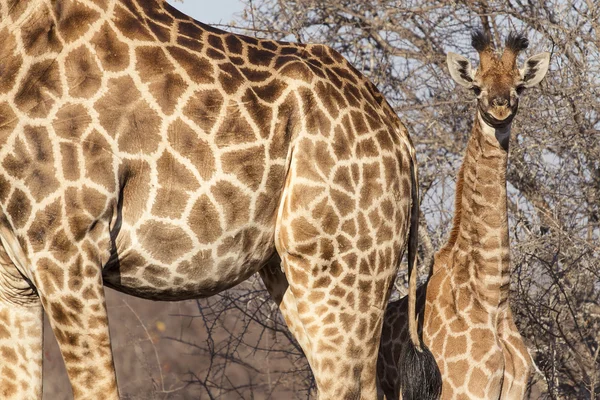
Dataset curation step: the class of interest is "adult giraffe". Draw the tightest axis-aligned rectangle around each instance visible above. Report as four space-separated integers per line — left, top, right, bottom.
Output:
377 31 550 399
0 0 438 398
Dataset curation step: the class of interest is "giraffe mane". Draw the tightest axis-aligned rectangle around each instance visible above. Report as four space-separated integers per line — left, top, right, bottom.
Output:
434 161 465 267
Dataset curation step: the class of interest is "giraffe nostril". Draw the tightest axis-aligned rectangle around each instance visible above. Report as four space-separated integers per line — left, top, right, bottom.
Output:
492 97 509 107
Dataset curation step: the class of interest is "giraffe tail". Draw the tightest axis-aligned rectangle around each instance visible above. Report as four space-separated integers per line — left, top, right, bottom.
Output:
398 147 442 400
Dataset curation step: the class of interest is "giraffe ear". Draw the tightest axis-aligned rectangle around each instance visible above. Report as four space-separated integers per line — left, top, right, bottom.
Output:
520 52 550 88
447 52 475 88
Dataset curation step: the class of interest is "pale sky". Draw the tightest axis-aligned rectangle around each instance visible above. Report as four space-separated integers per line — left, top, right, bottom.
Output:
167 0 246 24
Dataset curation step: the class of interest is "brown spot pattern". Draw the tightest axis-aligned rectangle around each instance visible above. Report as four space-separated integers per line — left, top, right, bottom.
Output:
65 46 102 98
0 29 23 94
54 104 92 140
91 23 130 71
189 195 222 244
167 119 215 181
137 221 193 264
15 60 62 118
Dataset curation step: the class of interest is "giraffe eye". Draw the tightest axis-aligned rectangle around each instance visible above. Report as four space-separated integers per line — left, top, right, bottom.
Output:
471 86 482 96
516 85 525 95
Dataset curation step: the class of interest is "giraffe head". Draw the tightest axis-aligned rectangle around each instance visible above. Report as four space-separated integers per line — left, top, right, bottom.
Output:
446 30 550 128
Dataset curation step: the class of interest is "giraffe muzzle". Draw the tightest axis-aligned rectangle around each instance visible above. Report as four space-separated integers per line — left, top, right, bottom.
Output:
478 103 518 129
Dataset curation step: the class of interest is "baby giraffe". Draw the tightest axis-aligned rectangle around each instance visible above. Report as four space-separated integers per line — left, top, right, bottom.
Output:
377 31 550 399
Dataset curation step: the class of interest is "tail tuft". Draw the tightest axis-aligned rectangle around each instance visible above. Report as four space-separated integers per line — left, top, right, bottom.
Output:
399 342 442 400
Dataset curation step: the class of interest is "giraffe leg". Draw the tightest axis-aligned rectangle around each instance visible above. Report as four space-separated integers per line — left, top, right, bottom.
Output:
0 295 43 399
277 253 386 400
258 256 312 366
33 256 118 400
261 253 388 399
0 243 44 399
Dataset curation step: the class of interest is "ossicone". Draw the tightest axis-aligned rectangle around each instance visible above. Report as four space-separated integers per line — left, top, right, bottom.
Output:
471 29 493 52
502 32 529 67
505 32 529 54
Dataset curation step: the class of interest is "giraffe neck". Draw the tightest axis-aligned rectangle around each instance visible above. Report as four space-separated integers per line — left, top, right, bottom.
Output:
436 111 511 308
